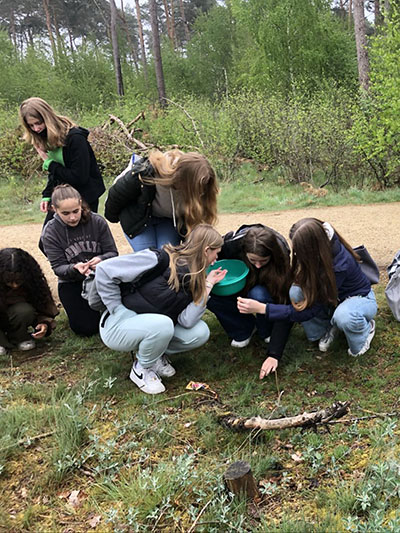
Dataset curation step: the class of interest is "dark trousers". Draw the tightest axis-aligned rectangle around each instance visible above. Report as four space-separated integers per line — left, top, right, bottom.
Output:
0 302 36 348
58 281 100 337
207 285 293 358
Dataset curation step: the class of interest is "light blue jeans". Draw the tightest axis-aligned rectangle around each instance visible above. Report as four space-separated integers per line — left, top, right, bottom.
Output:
125 216 181 251
99 305 210 368
289 285 377 355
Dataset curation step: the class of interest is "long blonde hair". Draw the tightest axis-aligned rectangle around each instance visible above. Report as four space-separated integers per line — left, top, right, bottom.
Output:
164 224 223 304
147 149 219 233
19 97 76 150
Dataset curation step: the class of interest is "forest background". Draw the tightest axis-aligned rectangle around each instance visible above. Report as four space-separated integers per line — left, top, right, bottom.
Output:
1 0 400 199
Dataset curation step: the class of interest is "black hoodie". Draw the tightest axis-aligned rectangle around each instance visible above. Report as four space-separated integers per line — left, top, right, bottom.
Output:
42 127 105 204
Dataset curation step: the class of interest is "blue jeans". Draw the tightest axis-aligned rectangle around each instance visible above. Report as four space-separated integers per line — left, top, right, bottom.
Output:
289 285 377 354
99 305 210 368
125 216 181 252
207 285 273 341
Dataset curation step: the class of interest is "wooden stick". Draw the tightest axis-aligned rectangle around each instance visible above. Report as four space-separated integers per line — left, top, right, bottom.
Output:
0 431 54 453
126 111 145 128
220 401 350 431
187 499 212 533
109 114 131 139
163 98 205 149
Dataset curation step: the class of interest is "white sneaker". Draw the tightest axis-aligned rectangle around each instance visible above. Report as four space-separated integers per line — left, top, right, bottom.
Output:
231 328 256 348
152 355 176 378
0 346 6 356
348 320 376 357
265 337 271 344
18 340 36 351
129 360 166 394
318 325 339 352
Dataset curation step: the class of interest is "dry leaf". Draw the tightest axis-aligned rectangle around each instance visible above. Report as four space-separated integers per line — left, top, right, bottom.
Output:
68 490 81 508
291 452 303 463
88 515 102 528
58 491 70 500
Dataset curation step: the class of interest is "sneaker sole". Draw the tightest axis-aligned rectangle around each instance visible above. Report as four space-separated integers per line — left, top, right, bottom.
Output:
129 369 166 394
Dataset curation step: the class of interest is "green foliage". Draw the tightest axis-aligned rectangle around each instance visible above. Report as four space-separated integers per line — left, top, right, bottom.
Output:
351 7 400 188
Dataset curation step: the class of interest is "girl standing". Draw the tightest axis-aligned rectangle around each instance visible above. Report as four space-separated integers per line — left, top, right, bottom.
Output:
104 150 218 251
95 224 227 394
41 185 118 336
19 97 105 225
237 218 377 378
0 248 58 354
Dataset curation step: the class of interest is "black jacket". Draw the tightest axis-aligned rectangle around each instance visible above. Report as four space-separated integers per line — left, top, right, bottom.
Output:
122 249 192 323
42 127 105 204
104 158 157 238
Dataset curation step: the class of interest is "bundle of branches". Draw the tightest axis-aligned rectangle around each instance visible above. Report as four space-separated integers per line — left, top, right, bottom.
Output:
220 401 350 432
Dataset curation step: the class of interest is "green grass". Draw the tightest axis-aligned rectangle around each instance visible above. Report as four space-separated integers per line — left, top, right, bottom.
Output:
2 163 400 226
1 284 400 531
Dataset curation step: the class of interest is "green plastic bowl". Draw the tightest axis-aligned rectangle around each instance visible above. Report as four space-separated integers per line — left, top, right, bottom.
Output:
207 259 249 296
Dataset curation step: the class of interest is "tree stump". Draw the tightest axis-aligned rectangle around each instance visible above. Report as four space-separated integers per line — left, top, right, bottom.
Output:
223 461 259 500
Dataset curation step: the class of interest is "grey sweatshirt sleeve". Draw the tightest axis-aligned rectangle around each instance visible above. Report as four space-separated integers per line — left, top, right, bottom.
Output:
41 223 83 281
177 300 207 328
95 250 158 313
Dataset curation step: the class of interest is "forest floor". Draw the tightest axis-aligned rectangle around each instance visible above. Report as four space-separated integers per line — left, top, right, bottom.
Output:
1 202 400 532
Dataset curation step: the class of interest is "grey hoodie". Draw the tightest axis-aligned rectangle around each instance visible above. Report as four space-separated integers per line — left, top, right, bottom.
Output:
95 250 207 328
41 213 118 282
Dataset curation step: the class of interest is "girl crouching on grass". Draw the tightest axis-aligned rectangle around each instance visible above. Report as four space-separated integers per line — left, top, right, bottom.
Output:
41 185 118 337
0 248 58 354
207 224 293 363
95 224 227 395
237 218 377 378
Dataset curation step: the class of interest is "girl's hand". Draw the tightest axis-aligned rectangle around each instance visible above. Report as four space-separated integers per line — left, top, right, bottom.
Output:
206 267 227 286
34 145 48 161
32 323 48 339
237 297 266 315
40 200 49 213
73 262 91 275
86 257 102 269
259 357 279 379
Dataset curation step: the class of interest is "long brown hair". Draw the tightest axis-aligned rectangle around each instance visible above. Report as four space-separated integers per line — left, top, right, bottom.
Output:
19 97 75 150
242 227 291 303
51 184 91 224
164 224 223 304
147 149 218 233
289 218 359 310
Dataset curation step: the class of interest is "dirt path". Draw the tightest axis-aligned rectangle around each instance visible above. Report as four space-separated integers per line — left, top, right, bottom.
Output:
1 202 398 296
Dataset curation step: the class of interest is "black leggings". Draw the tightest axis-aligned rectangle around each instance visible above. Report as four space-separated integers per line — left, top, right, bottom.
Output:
58 281 100 337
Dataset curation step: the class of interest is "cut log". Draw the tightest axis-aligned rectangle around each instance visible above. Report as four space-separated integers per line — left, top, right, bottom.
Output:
223 461 259 500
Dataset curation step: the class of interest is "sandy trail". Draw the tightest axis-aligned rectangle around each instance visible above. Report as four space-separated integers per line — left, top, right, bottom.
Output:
1 202 398 296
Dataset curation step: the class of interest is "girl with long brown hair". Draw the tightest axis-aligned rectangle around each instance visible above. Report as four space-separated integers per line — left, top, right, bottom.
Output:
207 224 293 366
238 218 377 377
95 224 226 395
104 149 218 251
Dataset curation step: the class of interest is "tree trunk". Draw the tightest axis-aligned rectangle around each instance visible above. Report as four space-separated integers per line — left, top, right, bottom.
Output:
52 6 65 58
374 0 384 25
163 0 173 42
9 7 17 50
348 0 353 28
110 0 125 96
135 0 148 80
353 0 370 91
178 0 190 42
149 0 167 107
170 0 177 48
119 0 139 73
42 0 58 63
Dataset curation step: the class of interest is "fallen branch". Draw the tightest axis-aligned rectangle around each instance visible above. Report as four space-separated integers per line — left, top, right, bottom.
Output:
109 114 132 139
0 431 55 453
164 98 205 149
220 401 350 431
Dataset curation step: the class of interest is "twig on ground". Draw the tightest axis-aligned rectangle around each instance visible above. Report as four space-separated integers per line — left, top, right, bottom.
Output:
163 98 205 149
0 431 55 453
187 499 212 533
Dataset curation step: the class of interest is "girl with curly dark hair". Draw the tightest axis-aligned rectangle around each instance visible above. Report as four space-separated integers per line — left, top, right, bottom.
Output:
0 248 58 354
